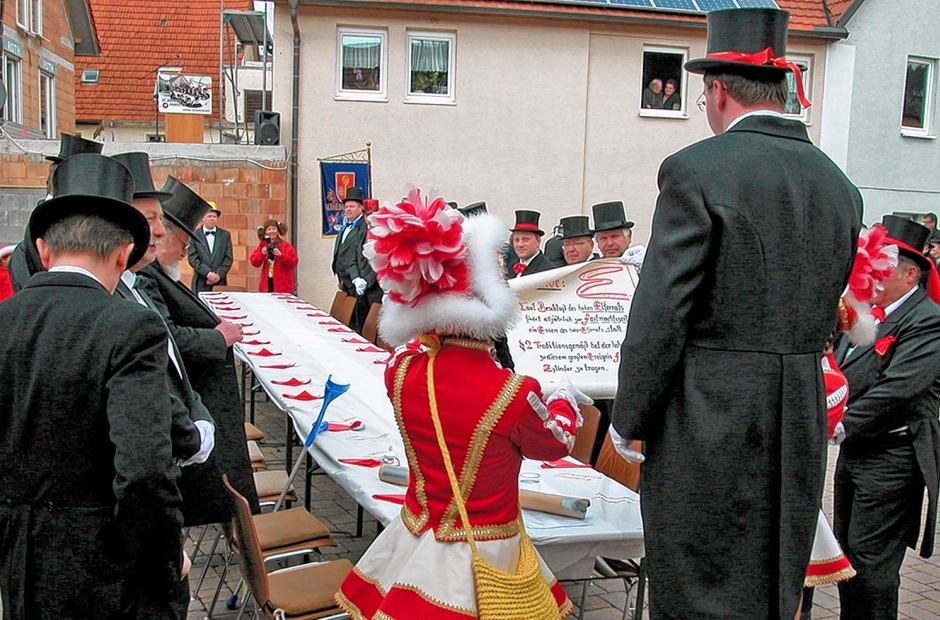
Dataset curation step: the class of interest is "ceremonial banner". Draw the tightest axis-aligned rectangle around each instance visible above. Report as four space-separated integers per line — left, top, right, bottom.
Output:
319 160 371 236
506 259 638 399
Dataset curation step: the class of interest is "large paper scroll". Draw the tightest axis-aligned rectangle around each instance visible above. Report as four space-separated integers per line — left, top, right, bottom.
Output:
507 258 638 399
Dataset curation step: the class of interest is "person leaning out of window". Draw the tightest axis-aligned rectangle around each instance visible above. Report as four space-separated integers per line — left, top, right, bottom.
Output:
249 219 298 293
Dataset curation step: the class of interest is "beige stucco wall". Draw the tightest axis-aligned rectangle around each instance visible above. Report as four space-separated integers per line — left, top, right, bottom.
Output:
272 4 831 308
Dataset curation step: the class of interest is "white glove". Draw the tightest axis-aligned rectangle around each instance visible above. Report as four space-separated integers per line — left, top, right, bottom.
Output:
352 277 367 296
620 245 647 271
546 377 593 428
180 419 215 467
829 421 846 446
608 426 645 463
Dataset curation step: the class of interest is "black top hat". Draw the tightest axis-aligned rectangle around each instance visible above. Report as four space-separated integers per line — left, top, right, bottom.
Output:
160 176 212 242
110 152 174 201
45 133 104 163
344 187 365 204
882 215 934 272
592 201 634 233
458 201 487 218
560 215 593 240
685 9 791 76
29 153 150 268
510 210 544 236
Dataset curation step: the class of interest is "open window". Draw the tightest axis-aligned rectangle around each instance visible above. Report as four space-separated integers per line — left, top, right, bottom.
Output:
640 47 688 118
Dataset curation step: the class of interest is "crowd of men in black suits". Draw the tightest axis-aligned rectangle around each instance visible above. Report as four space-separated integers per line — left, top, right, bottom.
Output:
0 136 257 619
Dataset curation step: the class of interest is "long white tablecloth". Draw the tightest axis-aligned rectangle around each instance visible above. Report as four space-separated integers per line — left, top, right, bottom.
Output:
205 291 644 577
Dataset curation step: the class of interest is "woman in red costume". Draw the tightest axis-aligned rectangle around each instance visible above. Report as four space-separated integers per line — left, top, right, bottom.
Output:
335 189 584 620
249 219 297 293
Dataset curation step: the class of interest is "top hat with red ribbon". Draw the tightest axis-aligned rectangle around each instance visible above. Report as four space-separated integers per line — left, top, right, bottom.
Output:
882 214 940 305
685 8 810 108
510 210 544 236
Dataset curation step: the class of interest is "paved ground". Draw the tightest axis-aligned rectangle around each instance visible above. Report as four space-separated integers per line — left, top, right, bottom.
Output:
185 390 940 619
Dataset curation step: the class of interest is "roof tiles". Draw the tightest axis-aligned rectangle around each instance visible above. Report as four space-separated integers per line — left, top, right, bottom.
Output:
75 0 251 123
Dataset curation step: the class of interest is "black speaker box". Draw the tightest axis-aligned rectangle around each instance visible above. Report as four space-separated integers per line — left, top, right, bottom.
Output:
254 110 280 145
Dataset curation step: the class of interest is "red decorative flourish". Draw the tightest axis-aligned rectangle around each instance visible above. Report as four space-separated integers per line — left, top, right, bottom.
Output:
848 224 897 304
365 188 470 305
874 335 896 356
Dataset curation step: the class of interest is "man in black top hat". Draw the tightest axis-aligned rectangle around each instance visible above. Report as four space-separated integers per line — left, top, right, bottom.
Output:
8 133 104 292
610 8 862 620
0 153 185 618
188 205 233 293
505 210 555 279
332 186 381 335
592 201 646 270
559 215 597 265
137 177 261 524
833 216 940 620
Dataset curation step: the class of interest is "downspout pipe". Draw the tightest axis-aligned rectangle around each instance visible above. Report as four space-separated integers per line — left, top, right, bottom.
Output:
287 0 301 255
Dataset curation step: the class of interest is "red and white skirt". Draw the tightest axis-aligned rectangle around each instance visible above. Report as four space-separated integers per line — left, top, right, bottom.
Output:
335 517 572 619
805 510 855 587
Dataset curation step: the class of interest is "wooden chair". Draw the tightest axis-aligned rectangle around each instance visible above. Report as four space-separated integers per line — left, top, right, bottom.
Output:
594 434 642 492
327 291 348 322
338 295 358 327
360 303 382 343
248 440 267 470
245 422 266 442
571 404 601 465
254 470 297 507
221 475 351 620
592 435 646 619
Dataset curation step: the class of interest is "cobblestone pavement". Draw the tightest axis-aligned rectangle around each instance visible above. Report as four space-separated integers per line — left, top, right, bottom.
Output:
186 392 940 619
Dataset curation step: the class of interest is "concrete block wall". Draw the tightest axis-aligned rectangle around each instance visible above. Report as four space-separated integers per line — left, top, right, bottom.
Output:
0 141 288 292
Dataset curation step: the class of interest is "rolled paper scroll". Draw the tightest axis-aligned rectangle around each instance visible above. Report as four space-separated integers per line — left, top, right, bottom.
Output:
519 489 591 520
378 464 409 486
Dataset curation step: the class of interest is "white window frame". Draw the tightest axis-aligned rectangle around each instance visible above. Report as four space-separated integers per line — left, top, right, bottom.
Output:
639 46 689 119
404 30 456 105
15 0 29 30
901 56 937 139
39 71 55 138
335 27 388 102
3 53 23 124
31 0 42 36
782 54 812 123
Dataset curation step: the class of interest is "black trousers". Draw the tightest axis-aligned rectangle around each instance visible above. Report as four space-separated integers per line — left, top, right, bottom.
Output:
834 437 924 620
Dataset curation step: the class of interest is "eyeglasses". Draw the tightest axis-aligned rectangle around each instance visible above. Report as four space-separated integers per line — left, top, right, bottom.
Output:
562 240 591 249
696 91 707 112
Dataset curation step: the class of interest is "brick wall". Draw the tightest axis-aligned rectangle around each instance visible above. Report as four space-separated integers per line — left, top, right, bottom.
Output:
0 141 288 292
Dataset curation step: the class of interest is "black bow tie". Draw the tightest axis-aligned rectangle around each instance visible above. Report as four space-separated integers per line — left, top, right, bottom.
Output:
205 230 216 236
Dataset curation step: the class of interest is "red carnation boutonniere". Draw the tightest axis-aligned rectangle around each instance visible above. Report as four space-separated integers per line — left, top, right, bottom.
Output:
874 335 896 357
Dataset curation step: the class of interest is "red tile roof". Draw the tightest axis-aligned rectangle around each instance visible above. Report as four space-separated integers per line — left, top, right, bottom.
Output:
75 0 251 123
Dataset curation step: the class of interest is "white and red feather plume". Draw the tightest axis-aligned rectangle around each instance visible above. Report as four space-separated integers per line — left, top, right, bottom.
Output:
364 188 470 305
840 224 899 346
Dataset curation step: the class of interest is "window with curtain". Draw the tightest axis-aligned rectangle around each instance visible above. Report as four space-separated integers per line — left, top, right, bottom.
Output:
902 57 935 136
782 55 811 120
336 28 387 100
406 31 456 104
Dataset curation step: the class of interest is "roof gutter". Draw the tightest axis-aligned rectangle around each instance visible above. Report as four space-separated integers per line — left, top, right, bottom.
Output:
297 0 849 39
287 0 301 266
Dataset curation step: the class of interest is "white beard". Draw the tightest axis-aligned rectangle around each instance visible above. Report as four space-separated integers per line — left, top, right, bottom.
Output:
161 261 182 282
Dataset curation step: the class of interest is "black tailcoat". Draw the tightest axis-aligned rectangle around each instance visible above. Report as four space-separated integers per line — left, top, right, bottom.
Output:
331 219 381 332
612 115 861 620
187 227 233 293
0 272 183 619
835 287 940 556
137 263 260 524
503 251 555 280
114 278 211 460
